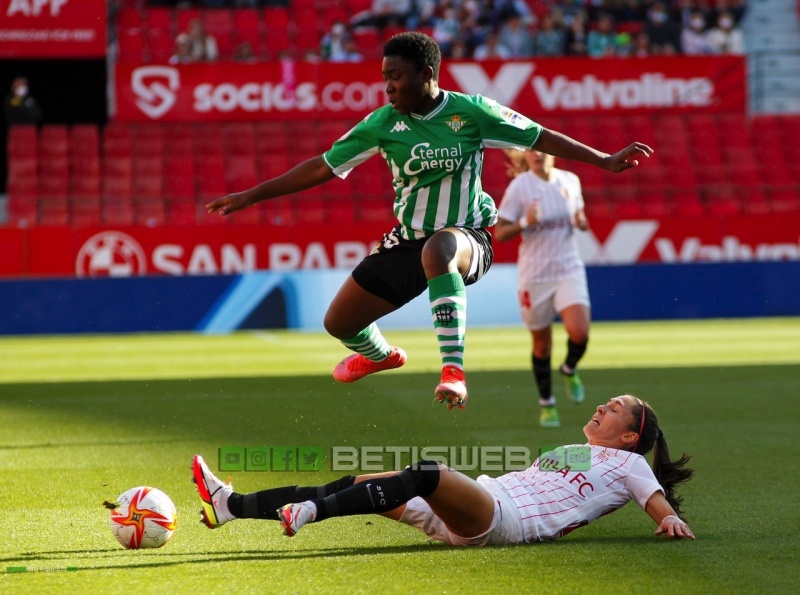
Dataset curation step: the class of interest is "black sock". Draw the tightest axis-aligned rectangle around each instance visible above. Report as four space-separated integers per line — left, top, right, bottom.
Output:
532 355 552 400
564 339 588 372
313 462 440 522
228 475 356 520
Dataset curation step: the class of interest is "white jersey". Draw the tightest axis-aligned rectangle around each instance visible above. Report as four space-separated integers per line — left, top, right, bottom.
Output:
497 168 585 283
484 444 664 542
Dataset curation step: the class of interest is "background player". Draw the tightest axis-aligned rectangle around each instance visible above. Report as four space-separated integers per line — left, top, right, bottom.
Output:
206 32 652 410
494 149 592 427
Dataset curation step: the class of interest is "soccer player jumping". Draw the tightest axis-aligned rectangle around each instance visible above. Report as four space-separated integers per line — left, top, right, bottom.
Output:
206 32 653 409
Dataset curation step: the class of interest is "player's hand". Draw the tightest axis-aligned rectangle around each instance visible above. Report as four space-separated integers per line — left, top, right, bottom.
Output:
574 211 589 231
524 201 542 225
604 142 654 173
654 515 695 540
206 192 254 216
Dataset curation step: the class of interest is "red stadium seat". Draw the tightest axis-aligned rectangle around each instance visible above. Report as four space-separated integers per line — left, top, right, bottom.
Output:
39 125 69 158
263 7 290 30
7 188 38 227
175 8 201 36
232 10 264 58
134 198 167 227
7 125 37 158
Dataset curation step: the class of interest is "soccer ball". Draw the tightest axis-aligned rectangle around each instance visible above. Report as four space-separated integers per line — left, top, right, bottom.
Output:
108 486 178 549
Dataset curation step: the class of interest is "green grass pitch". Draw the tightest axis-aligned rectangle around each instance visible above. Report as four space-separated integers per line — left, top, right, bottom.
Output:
0 318 798 593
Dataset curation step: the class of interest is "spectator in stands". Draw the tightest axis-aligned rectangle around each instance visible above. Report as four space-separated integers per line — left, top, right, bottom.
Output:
564 12 589 56
632 31 653 57
533 11 566 57
302 48 323 64
448 38 471 59
321 20 351 61
204 31 654 411
432 6 463 56
480 0 536 31
169 33 194 64
351 0 413 30
587 13 618 57
712 0 747 26
330 38 365 63
473 30 512 60
706 11 745 54
233 40 258 63
497 13 535 57
184 17 218 62
3 76 41 126
681 10 716 55
643 2 681 55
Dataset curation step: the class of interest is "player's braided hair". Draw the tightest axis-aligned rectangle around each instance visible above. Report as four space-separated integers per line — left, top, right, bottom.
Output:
383 31 441 81
628 398 695 519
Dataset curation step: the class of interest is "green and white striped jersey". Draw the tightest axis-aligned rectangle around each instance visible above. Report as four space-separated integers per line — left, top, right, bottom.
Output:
323 90 544 240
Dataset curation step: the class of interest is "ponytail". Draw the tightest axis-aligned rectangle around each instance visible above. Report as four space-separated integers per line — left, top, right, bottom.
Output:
628 397 695 519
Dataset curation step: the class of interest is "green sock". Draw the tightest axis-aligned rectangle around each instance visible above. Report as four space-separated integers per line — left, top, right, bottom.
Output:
340 323 391 362
428 272 466 370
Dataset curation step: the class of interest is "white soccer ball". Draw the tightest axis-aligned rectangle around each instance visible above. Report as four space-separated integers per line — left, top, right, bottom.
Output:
108 486 178 549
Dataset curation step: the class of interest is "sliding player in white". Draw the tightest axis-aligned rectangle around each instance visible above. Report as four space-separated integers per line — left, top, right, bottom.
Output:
192 395 695 544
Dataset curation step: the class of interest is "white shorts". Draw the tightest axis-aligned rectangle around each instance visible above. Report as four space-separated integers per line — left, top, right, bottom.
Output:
398 475 524 546
518 272 590 331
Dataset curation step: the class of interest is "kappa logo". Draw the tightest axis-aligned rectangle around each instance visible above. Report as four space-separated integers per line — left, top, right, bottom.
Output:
390 121 410 133
131 66 180 119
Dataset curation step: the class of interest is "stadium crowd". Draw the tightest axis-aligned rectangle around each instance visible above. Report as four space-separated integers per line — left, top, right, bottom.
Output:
129 0 748 63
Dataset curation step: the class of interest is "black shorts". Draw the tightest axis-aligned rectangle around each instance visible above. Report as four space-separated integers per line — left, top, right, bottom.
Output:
352 226 494 308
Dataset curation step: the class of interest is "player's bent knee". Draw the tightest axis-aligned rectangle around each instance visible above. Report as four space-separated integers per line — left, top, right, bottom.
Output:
404 459 442 498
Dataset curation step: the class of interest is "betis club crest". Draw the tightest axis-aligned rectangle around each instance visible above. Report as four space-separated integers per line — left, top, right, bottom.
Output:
447 115 464 132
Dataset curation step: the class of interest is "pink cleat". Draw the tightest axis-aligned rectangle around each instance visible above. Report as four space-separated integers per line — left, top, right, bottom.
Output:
435 366 468 410
332 347 407 383
278 502 316 537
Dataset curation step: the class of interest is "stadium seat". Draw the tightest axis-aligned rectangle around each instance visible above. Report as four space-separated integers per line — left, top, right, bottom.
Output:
232 9 264 58
71 203 102 228
39 198 70 227
671 190 706 217
769 187 799 213
175 8 201 36
144 7 174 62
7 156 37 192
204 9 236 59
102 199 134 226
39 125 69 158
6 189 38 228
118 29 145 62
134 198 167 227
263 7 290 30
353 27 382 60
225 155 258 192
7 125 38 158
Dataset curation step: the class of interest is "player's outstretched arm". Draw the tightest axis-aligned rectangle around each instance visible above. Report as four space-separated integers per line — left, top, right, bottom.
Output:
206 155 336 216
534 128 653 173
645 492 696 540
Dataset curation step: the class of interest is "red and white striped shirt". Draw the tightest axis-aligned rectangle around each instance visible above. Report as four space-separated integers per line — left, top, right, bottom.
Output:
497 168 585 283
482 445 663 542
